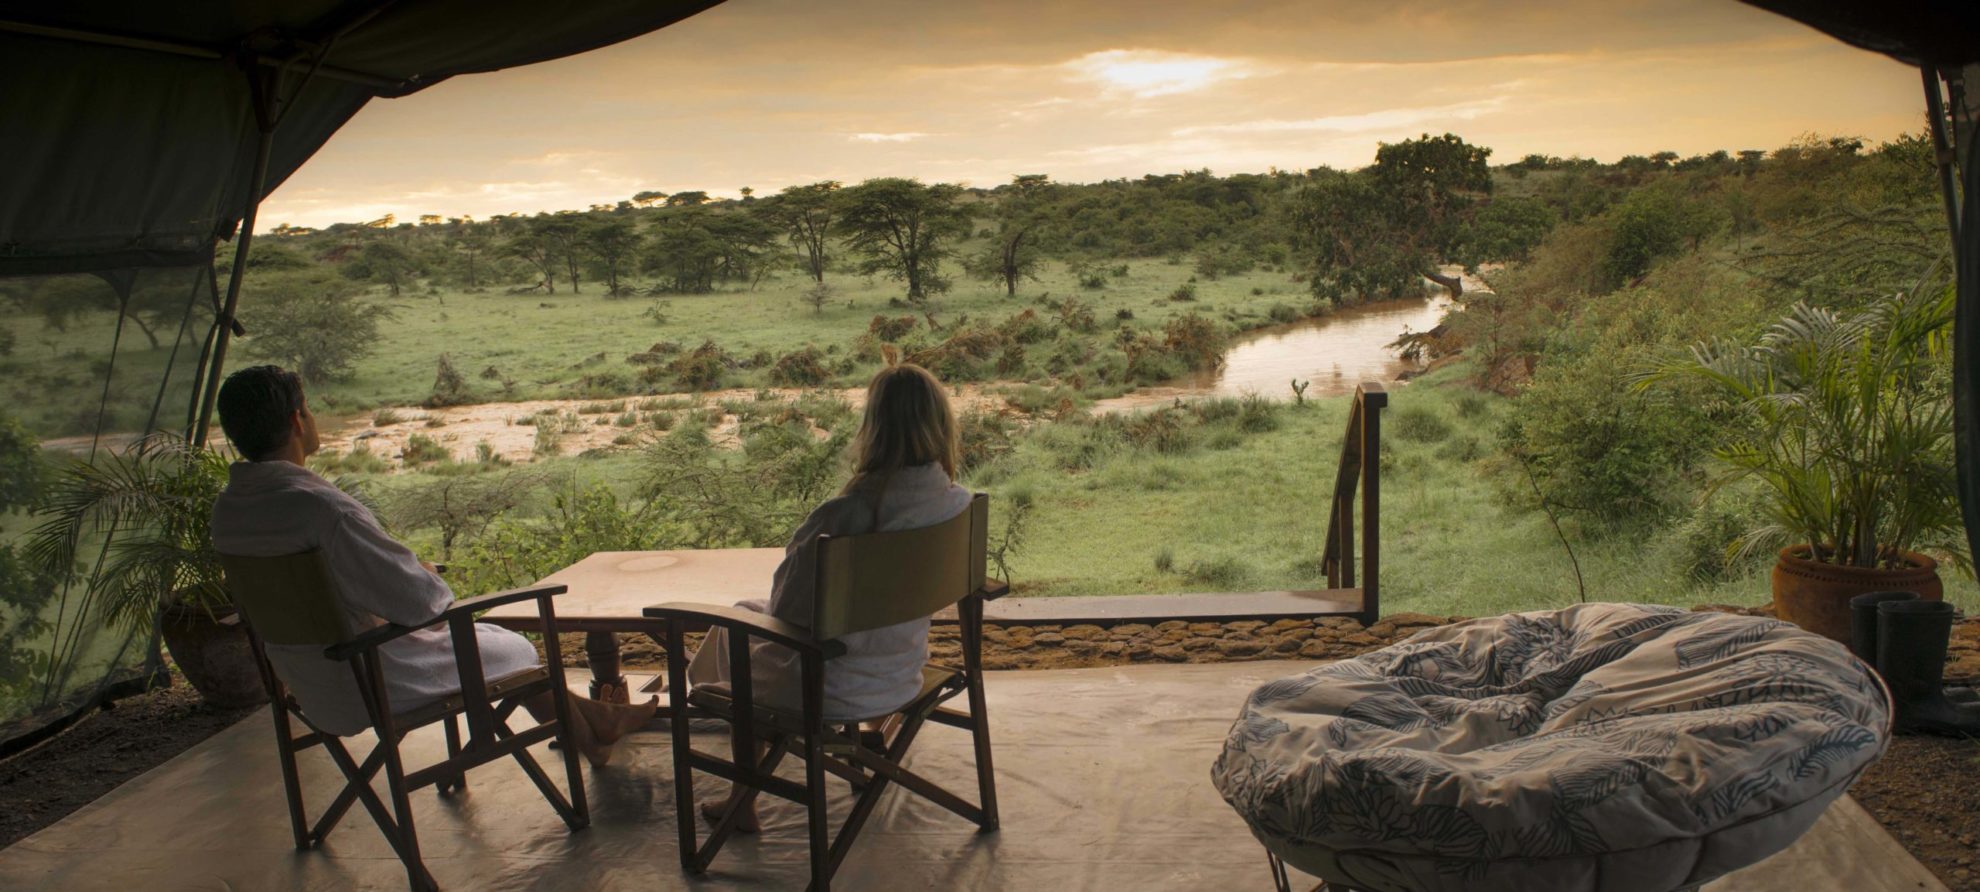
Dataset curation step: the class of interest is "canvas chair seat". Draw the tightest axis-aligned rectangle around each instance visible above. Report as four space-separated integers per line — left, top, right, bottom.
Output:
688 665 961 729
391 666 553 731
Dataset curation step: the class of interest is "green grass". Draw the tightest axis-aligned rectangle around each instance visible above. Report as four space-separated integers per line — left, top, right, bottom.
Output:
971 366 1980 616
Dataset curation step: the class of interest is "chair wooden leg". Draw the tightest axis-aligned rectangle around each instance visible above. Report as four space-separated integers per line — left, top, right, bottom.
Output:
440 715 466 795
495 719 587 830
268 705 312 849
964 677 999 831
312 739 387 845
377 734 436 892
804 730 831 892
665 623 701 875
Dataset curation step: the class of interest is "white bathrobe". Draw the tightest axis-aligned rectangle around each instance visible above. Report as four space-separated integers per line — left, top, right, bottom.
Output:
688 463 972 721
210 460 539 736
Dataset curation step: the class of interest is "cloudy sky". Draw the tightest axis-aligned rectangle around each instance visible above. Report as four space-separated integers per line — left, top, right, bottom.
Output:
258 0 1925 229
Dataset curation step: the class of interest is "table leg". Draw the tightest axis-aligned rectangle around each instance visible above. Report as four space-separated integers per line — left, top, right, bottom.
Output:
586 631 628 704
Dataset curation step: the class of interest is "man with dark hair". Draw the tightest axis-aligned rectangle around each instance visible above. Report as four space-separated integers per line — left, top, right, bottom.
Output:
215 365 310 461
209 365 652 762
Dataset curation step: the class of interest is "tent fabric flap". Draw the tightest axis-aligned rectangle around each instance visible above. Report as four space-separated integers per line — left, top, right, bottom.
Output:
0 0 723 278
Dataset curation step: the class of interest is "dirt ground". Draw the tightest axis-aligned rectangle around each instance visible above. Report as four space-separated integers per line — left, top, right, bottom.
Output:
2 610 1975 889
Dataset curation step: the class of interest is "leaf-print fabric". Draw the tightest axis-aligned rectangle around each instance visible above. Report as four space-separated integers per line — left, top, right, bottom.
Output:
1211 603 1890 892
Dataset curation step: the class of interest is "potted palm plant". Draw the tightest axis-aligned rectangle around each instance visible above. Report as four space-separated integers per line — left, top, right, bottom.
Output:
1644 273 1965 643
25 434 266 707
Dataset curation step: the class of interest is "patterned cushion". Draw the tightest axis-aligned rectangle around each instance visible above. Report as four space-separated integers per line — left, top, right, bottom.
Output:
1212 603 1890 892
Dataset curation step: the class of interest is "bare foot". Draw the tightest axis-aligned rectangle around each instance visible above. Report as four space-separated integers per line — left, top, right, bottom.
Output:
569 695 658 767
700 795 761 834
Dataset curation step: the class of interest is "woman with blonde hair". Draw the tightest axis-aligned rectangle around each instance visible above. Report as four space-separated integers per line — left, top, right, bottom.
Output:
689 362 972 830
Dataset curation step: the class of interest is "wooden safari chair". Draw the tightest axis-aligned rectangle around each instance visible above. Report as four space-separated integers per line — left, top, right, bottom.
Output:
643 493 1005 892
217 551 588 892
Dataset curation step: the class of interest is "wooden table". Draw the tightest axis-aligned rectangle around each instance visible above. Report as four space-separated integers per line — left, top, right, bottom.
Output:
481 548 785 702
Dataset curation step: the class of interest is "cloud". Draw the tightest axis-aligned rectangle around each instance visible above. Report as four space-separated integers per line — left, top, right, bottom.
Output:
850 132 931 143
1174 96 1513 137
1064 49 1263 98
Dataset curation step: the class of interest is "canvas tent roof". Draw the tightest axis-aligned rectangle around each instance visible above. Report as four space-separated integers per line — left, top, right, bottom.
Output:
0 0 723 277
1740 0 1980 69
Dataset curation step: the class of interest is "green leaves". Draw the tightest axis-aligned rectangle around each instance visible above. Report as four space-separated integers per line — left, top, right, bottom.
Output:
1640 264 1962 570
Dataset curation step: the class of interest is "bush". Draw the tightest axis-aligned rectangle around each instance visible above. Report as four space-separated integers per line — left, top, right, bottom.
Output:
1185 555 1248 589
1267 304 1301 324
1123 408 1191 454
998 308 1053 344
768 346 830 386
1391 405 1453 443
373 408 404 426
1161 314 1227 371
1236 394 1278 433
667 340 732 391
868 314 917 341
1153 547 1175 573
426 354 473 407
1057 296 1098 333
1167 282 1198 302
401 434 450 465
1453 391 1491 419
958 411 1016 474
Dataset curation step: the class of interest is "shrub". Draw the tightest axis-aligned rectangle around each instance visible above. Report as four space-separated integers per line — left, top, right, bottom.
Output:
1453 391 1491 419
1115 308 1134 321
373 408 405 426
768 346 831 386
958 411 1016 474
667 340 732 391
1391 405 1453 443
997 308 1053 344
1267 304 1301 324
1162 314 1227 371
401 433 450 465
868 314 918 341
1123 408 1191 454
1236 394 1278 433
533 417 562 456
1167 282 1198 302
1185 556 1248 589
1153 547 1175 573
425 353 472 408
1057 296 1098 333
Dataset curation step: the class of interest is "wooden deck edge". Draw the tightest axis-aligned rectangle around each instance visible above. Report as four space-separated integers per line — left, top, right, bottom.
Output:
932 589 1368 626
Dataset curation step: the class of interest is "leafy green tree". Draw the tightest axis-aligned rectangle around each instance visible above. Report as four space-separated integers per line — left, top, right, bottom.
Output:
767 181 840 284
241 270 392 383
982 174 1053 296
645 208 726 293
502 221 561 292
839 178 970 303
1292 133 1492 303
450 227 493 289
540 213 587 293
666 191 711 208
584 217 643 295
343 238 418 297
631 190 665 208
1457 197 1557 268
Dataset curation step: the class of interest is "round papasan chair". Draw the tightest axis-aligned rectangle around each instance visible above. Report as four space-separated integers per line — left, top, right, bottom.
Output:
1212 603 1891 892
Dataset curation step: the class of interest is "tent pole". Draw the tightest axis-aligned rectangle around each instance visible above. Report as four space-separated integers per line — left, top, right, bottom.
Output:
1926 67 1964 253
191 77 277 447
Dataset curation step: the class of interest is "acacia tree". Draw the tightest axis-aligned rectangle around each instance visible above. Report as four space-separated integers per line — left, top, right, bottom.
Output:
242 270 392 382
769 181 840 284
451 227 492 289
584 217 642 295
344 238 417 297
502 222 560 292
540 213 587 293
1293 133 1492 303
838 177 970 303
986 174 1053 296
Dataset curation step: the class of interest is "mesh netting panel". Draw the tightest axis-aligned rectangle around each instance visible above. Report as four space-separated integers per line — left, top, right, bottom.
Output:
0 265 217 745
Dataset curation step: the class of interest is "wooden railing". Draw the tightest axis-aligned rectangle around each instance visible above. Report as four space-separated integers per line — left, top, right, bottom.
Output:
1320 383 1386 625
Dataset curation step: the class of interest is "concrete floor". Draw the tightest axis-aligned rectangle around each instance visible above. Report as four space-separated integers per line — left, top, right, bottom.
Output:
0 663 1947 891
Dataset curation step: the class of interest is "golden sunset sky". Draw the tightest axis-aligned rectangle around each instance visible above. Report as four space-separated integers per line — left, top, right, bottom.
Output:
258 0 1926 229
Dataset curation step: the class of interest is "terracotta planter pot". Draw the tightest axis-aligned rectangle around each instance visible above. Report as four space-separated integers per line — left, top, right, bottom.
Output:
159 604 269 709
1771 546 1942 644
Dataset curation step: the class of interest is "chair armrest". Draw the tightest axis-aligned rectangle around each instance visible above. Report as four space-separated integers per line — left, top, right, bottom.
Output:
978 579 1010 601
324 584 568 662
218 612 243 628
643 602 847 659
